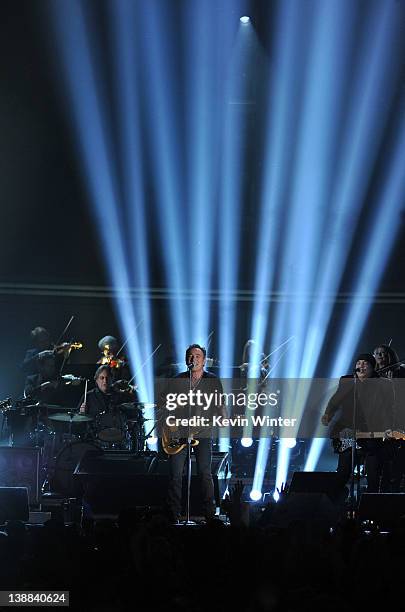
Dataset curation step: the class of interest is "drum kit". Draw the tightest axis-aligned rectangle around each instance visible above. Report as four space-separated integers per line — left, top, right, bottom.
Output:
0 397 156 496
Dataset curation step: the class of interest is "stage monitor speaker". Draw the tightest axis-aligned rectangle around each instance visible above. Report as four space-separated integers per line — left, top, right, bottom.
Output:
0 447 41 505
289 471 342 502
0 487 29 522
358 493 405 527
271 492 341 527
74 450 230 516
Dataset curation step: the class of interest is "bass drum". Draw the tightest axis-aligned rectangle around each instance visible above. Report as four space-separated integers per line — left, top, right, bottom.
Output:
52 441 101 497
95 408 128 449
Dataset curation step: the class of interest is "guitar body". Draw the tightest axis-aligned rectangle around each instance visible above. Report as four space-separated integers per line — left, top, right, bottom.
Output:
161 428 200 455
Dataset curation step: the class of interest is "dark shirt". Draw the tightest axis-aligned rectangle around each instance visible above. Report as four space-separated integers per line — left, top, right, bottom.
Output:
21 347 62 376
24 374 65 405
79 386 137 417
22 348 43 376
325 373 395 436
157 370 225 439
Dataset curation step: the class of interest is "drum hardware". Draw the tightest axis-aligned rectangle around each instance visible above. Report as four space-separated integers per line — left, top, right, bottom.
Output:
60 374 85 386
51 440 101 497
95 407 129 448
47 412 94 454
48 413 94 423
0 397 12 411
41 412 94 493
19 401 44 447
92 403 155 453
0 398 13 441
48 412 94 447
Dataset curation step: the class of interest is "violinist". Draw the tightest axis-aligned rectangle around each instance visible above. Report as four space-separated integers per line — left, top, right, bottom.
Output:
21 327 80 377
373 344 405 491
22 327 59 376
373 344 405 379
239 339 269 388
97 335 131 384
24 353 64 404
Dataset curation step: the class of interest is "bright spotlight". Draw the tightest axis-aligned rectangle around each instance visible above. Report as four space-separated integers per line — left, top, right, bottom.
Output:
273 490 280 502
240 16 250 24
250 489 262 501
284 438 296 449
241 437 253 448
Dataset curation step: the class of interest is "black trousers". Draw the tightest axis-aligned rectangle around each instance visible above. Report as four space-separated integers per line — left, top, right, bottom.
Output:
335 446 366 489
336 448 353 487
166 438 215 519
335 441 402 493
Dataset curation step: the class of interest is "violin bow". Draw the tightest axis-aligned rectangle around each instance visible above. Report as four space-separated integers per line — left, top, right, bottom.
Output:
116 319 144 357
55 315 75 346
128 343 162 386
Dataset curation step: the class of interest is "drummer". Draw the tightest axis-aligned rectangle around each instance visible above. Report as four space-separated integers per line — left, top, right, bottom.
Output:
79 365 138 417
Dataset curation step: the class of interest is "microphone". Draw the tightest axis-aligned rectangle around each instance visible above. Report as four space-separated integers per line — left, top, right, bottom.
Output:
187 356 194 370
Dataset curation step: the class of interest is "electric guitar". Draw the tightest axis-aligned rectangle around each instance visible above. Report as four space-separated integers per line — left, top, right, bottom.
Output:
334 429 405 453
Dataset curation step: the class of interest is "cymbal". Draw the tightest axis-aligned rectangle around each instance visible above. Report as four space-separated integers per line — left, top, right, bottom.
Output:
119 402 142 410
22 403 75 412
48 412 93 423
19 403 41 410
41 404 70 411
119 402 156 410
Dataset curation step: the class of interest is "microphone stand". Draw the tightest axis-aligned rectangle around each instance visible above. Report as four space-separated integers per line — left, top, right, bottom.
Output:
349 371 358 517
184 361 196 525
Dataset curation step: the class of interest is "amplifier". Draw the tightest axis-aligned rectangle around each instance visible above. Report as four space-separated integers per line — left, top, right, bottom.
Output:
0 446 41 505
0 487 29 522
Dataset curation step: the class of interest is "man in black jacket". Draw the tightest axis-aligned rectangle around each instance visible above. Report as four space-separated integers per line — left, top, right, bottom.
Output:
321 353 395 492
79 365 137 447
163 344 227 522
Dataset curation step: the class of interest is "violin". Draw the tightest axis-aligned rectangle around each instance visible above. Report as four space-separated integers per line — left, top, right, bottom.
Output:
97 351 127 369
109 357 127 369
54 341 83 354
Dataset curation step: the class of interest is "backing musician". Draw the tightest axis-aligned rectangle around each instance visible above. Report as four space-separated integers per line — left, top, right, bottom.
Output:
373 344 405 379
24 353 66 405
21 326 72 381
373 344 405 491
321 353 395 492
97 335 130 385
79 365 137 418
79 365 138 447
